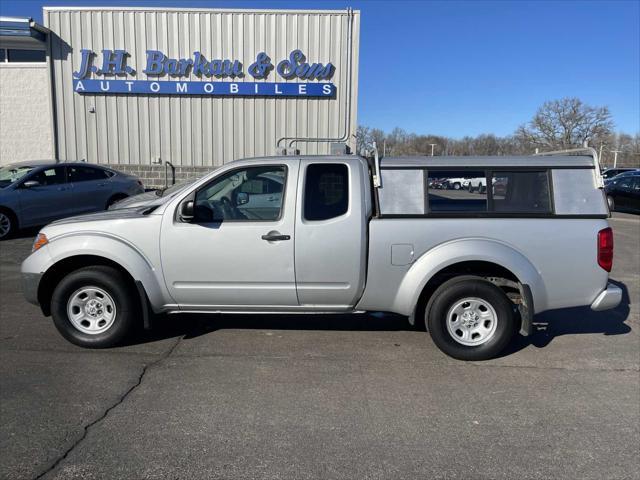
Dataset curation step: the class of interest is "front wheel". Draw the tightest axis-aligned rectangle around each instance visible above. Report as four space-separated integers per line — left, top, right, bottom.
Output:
426 277 516 360
0 209 16 240
607 195 615 211
51 266 137 348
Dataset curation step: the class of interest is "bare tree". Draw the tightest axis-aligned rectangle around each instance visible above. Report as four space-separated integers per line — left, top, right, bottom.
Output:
515 97 613 150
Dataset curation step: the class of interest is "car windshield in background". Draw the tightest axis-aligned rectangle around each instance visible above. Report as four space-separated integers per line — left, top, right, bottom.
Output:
0 165 34 188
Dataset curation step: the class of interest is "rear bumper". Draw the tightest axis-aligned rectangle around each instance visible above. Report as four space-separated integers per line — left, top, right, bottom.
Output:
590 283 622 311
22 272 42 306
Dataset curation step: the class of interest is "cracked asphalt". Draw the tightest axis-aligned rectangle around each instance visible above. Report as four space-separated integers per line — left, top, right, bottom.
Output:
1 213 639 480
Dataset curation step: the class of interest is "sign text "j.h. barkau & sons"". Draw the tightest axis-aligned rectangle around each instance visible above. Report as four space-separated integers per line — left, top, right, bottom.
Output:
73 49 336 98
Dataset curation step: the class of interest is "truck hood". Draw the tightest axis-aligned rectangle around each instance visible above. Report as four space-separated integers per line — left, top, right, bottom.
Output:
49 205 156 226
109 190 159 210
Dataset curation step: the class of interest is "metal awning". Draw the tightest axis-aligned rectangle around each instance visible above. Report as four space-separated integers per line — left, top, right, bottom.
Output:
0 16 49 49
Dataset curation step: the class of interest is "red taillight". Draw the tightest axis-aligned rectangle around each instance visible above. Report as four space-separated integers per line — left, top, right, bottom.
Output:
598 227 614 272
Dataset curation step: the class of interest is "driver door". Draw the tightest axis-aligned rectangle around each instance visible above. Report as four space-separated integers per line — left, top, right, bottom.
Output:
160 160 299 309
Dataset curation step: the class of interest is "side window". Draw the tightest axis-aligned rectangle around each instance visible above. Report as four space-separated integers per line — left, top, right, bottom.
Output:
30 167 66 186
492 171 551 213
304 163 349 221
68 166 109 182
427 170 487 212
194 166 285 222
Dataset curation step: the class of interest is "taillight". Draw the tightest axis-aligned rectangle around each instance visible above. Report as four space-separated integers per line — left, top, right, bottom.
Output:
597 227 613 272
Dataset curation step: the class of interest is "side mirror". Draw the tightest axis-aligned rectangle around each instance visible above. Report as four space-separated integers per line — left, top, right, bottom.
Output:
179 200 194 222
22 180 40 188
236 192 249 205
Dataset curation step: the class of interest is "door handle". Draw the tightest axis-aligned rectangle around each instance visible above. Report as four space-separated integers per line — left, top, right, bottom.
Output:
261 232 290 241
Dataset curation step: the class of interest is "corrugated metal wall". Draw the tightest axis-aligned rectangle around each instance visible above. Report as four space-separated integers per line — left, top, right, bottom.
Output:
44 7 359 167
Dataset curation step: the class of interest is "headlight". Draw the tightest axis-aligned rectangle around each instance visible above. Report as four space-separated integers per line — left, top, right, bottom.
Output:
32 233 49 252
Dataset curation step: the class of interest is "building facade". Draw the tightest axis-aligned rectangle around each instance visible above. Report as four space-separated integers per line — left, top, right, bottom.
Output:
0 17 55 165
53 6 359 186
0 7 360 187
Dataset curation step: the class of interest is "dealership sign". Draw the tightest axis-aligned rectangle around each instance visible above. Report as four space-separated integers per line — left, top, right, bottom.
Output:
72 49 336 97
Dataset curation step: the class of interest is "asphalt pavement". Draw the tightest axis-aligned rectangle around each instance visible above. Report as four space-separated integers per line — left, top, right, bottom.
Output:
1 214 638 480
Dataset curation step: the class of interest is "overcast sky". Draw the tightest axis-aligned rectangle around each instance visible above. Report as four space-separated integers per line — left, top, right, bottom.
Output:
1 0 638 137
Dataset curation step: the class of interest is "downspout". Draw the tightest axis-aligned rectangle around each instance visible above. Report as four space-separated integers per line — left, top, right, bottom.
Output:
276 7 355 151
40 17 59 162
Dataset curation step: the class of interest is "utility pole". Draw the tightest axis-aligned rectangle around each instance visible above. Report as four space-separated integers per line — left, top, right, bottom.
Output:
598 143 604 166
611 150 622 168
429 143 437 156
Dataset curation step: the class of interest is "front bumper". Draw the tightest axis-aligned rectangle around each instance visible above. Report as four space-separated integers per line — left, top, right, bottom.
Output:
590 283 622 311
22 272 42 306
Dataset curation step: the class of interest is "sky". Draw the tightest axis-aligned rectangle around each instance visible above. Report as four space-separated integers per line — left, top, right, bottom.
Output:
1 0 638 137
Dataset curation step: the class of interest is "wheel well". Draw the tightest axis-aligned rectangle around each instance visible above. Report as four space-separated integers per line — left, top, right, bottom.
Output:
38 255 138 316
413 261 522 328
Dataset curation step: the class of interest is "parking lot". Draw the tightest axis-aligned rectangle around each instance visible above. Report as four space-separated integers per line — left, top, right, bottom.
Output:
0 214 638 480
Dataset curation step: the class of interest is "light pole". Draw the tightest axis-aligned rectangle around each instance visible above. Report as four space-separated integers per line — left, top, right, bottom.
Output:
611 150 622 168
429 143 437 156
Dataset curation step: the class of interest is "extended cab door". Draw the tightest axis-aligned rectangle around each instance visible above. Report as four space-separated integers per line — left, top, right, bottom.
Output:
159 160 299 308
294 158 370 308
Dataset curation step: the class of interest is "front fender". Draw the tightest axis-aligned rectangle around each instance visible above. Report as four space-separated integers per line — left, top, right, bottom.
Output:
22 231 169 312
391 238 547 318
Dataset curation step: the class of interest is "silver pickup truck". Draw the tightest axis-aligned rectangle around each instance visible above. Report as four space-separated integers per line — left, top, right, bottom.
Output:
22 150 621 360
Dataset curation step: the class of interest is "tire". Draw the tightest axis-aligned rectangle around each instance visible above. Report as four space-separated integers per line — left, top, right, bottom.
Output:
51 266 137 348
453 182 461 190
0 209 17 240
607 195 615 212
468 185 475 193
426 277 516 361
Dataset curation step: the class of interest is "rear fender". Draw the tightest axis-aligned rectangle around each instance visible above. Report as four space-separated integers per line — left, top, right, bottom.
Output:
392 238 547 319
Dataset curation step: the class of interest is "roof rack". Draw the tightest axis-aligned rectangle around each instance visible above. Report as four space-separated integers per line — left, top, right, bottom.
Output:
533 147 603 188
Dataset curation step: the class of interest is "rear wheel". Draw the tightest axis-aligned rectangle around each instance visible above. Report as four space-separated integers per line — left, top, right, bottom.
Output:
426 277 516 360
51 266 137 348
0 209 16 240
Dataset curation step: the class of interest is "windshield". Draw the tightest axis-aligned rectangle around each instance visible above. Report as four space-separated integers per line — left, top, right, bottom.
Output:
0 165 34 188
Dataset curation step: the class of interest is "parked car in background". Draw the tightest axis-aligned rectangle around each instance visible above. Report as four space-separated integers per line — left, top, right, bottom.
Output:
605 170 640 213
467 177 487 193
601 167 638 181
0 161 144 239
444 177 469 190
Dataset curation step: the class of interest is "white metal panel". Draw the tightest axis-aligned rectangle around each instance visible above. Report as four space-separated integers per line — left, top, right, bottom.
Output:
44 7 359 167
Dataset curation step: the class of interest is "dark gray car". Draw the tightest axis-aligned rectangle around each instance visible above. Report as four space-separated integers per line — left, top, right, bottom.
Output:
0 161 144 239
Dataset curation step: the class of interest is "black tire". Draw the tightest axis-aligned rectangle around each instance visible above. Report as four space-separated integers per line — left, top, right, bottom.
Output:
426 277 516 361
453 182 461 190
51 266 137 348
0 208 17 240
607 195 615 212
